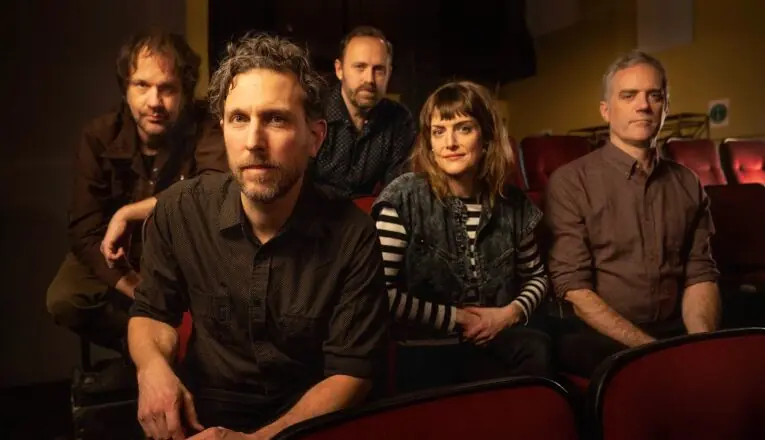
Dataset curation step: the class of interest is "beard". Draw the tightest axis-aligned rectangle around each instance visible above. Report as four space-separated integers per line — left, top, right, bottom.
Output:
345 82 380 112
232 156 304 205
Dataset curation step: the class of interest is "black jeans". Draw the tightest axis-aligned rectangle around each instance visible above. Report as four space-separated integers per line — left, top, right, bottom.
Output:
551 316 687 378
395 326 553 394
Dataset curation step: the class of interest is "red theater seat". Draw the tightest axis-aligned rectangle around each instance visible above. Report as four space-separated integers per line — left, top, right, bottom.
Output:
662 139 727 186
176 311 193 362
275 377 579 440
520 135 590 192
509 136 527 189
353 196 376 214
590 328 765 440
721 139 765 184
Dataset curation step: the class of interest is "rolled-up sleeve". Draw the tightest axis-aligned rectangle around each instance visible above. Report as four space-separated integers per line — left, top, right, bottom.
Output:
685 183 720 287
323 219 390 379
544 168 594 298
129 192 187 328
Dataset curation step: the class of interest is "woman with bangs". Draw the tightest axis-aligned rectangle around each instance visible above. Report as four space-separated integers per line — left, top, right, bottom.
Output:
372 81 552 391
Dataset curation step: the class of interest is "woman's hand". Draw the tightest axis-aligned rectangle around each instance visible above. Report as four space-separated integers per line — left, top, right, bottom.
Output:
461 303 524 345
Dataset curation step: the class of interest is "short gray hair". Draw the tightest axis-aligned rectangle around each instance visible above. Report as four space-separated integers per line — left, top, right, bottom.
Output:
208 32 326 122
601 50 669 104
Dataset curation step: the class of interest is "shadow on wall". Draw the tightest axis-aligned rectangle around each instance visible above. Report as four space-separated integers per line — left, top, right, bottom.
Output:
1 0 185 388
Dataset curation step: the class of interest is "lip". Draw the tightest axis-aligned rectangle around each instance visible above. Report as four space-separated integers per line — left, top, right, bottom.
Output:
442 154 465 160
630 120 653 125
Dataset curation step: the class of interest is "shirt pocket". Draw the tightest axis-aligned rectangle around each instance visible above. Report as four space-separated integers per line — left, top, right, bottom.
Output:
192 285 240 347
276 314 323 362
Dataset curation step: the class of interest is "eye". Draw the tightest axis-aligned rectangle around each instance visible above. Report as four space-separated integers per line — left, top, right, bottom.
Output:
431 127 445 137
458 125 474 134
269 114 288 126
229 113 248 124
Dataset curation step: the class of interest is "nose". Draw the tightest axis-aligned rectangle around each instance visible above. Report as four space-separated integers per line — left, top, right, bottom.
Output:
445 129 460 150
362 67 374 86
146 86 161 108
245 119 265 151
636 92 652 112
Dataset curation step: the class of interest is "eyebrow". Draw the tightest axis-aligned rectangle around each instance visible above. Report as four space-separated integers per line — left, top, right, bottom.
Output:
224 106 296 119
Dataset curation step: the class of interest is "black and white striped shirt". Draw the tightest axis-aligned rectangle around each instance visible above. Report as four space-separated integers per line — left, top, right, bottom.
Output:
376 205 548 334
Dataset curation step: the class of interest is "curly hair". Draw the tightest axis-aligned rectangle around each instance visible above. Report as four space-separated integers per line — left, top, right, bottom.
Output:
115 29 200 101
208 32 326 122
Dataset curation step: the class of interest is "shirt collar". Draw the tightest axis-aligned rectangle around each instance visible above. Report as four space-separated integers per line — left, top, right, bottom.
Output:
218 175 329 239
601 140 661 179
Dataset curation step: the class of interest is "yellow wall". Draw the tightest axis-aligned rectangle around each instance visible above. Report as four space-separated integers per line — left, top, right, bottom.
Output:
501 0 765 141
186 0 209 99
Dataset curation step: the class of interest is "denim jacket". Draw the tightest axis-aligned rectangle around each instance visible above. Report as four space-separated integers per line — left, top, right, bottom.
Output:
373 172 542 311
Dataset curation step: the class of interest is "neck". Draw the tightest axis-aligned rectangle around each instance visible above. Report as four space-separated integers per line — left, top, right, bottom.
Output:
240 177 304 244
447 174 477 199
340 88 369 131
610 134 655 169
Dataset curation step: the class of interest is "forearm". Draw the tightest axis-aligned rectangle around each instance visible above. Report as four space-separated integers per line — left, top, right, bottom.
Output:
254 375 370 436
682 281 721 333
128 316 179 372
566 289 655 348
388 288 457 332
117 197 158 222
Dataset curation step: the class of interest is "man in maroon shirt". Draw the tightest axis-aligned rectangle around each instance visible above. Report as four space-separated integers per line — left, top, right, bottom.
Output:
545 51 721 376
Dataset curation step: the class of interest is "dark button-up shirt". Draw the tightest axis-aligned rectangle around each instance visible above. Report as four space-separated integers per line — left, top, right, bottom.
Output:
68 102 227 287
309 85 416 198
545 142 719 323
131 173 389 396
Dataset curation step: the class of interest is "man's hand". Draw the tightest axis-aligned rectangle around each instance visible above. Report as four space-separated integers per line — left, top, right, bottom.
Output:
187 427 251 439
137 359 203 440
462 303 523 345
101 209 132 269
114 270 141 299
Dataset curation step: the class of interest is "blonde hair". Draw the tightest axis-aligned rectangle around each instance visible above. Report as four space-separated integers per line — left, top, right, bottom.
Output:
411 81 516 205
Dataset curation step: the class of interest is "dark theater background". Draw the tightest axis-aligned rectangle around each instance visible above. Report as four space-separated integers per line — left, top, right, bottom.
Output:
3 0 764 438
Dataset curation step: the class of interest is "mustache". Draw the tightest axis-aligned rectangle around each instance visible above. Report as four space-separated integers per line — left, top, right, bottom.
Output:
239 158 281 169
356 84 377 94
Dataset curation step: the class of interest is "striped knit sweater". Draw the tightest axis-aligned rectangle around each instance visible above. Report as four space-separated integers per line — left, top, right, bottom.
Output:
375 202 548 334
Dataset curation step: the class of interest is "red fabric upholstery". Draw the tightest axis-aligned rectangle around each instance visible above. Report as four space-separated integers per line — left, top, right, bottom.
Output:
592 329 765 440
520 136 590 192
353 196 376 214
663 139 727 186
722 140 765 184
176 311 193 361
277 378 578 440
563 373 590 395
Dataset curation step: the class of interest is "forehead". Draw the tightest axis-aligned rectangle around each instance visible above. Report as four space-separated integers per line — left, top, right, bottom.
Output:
431 110 474 124
225 68 304 113
610 63 663 91
130 48 178 82
344 36 389 64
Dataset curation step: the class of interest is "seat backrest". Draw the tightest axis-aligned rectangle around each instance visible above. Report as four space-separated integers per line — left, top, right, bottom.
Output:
721 140 765 184
520 136 590 192
353 196 376 214
276 377 579 440
591 328 765 440
663 139 726 185
176 311 193 361
705 184 765 271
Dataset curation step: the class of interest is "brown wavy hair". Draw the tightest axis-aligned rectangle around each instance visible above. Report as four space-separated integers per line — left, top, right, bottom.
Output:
411 81 516 205
115 29 201 102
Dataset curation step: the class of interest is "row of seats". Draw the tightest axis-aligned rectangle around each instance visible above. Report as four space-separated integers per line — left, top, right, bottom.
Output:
273 327 765 440
511 135 765 191
662 138 765 186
